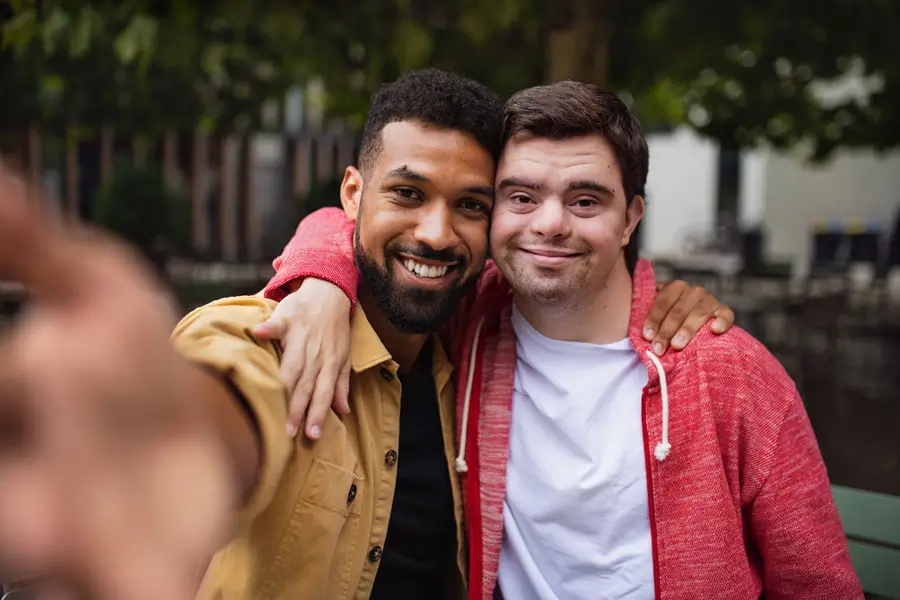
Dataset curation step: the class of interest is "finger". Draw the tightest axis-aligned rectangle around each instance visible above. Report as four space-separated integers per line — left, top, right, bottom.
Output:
253 318 286 340
643 281 688 343
279 345 309 437
0 459 62 579
305 367 338 440
669 295 719 350
0 167 74 298
711 304 735 334
334 360 351 416
652 287 704 355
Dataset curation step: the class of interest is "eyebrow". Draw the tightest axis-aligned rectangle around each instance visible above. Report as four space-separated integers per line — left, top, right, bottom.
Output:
498 177 615 197
497 177 545 192
465 184 495 198
387 165 493 198
385 165 429 182
566 180 616 197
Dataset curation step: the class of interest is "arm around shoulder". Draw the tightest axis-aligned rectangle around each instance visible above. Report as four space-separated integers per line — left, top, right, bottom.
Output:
265 208 358 304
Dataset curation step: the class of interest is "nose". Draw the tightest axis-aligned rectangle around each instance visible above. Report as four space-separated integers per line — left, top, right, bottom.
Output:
413 203 459 251
529 200 570 239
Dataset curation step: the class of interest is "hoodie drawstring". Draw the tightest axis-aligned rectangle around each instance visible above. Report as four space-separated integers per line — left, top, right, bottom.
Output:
645 350 671 461
455 317 484 473
454 318 670 469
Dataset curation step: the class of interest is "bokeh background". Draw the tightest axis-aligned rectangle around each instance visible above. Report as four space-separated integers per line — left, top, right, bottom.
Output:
1 0 898 597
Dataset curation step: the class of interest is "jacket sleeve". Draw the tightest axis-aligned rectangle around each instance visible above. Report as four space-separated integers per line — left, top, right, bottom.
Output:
171 295 293 526
748 377 864 599
264 207 358 307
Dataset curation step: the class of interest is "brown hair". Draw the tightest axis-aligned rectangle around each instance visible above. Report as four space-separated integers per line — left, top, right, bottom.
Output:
502 81 649 271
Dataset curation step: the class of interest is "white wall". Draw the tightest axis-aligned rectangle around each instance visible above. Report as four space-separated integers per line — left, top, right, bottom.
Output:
642 127 720 257
760 147 900 276
637 124 900 276
738 152 767 228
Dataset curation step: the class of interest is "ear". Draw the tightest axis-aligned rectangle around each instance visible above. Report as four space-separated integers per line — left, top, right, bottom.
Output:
340 166 363 222
622 195 645 246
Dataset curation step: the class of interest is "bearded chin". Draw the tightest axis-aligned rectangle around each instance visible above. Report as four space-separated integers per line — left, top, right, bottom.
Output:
353 226 477 334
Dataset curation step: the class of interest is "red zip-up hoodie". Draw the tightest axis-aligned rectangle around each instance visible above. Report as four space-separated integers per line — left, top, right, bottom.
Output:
265 208 863 600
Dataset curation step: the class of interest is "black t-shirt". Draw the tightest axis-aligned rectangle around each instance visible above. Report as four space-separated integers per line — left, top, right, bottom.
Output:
370 340 457 600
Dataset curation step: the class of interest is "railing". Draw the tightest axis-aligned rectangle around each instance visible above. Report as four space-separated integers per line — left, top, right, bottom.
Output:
2 126 358 263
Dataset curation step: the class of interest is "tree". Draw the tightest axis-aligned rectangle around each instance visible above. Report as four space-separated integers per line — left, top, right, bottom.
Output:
0 0 308 136
2 0 898 160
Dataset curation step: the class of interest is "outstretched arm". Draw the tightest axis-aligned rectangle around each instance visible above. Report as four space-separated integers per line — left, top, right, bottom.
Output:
0 168 279 599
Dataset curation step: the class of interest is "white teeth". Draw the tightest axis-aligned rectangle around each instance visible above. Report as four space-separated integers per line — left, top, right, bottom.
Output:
402 259 450 278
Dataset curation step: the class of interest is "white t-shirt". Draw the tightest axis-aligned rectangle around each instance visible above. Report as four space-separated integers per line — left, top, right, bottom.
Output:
497 305 654 600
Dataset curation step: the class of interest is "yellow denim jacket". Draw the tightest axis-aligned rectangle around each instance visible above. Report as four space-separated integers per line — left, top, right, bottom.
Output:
171 295 466 600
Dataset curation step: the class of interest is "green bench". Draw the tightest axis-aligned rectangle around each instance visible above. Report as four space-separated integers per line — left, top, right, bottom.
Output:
832 485 900 599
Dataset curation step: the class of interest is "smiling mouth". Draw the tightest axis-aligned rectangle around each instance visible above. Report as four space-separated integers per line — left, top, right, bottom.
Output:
399 257 456 279
520 248 581 258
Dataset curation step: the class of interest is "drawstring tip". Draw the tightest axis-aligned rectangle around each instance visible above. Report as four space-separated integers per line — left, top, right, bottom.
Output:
455 457 469 473
654 442 671 461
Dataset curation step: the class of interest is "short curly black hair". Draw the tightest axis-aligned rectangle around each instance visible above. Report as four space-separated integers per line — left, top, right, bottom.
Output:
358 68 504 174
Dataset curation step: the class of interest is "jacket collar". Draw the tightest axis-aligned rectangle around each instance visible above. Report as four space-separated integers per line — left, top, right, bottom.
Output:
350 304 393 373
349 304 454 387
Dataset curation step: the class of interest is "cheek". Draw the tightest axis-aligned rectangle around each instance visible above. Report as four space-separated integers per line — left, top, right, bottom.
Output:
488 210 520 252
458 220 490 264
579 218 628 255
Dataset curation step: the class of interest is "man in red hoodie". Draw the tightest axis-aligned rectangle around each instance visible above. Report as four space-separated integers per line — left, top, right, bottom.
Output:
260 82 862 599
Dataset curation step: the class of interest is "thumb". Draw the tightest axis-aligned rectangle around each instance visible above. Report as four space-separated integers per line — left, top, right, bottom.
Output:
253 318 287 340
0 169 57 284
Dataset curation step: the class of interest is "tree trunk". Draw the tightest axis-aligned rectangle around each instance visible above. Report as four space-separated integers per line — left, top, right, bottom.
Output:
545 0 614 88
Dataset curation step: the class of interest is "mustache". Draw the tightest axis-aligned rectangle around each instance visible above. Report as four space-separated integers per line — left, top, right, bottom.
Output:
509 236 588 253
390 243 466 265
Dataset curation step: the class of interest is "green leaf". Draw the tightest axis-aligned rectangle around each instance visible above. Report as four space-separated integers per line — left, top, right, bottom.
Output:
41 7 71 54
1 9 38 52
69 7 96 57
39 73 66 95
114 14 158 64
391 18 433 71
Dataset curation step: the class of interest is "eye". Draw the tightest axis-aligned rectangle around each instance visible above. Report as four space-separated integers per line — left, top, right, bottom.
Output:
509 194 534 205
392 187 422 202
573 198 599 208
458 199 489 213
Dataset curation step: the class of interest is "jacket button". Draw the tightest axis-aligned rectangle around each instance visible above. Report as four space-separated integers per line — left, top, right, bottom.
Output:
368 545 383 563
347 483 357 504
379 367 395 381
384 449 398 467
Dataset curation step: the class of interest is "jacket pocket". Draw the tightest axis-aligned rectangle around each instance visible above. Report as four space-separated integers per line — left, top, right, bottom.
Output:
259 459 365 599
299 458 364 517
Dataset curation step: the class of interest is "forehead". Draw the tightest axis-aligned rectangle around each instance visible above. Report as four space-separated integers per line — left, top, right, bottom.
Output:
497 134 622 192
372 120 495 184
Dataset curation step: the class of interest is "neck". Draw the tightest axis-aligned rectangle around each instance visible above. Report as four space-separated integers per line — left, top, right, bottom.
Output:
514 260 634 345
358 284 428 372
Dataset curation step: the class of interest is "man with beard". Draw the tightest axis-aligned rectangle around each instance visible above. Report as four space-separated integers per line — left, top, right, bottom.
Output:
0 69 498 600
0 69 729 600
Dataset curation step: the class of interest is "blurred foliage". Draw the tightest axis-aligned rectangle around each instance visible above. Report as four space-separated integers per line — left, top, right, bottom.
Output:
261 178 344 259
171 280 263 312
1 0 898 160
301 178 344 216
92 163 191 270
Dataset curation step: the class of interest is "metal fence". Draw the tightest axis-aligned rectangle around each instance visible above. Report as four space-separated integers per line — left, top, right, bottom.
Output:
3 127 359 263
